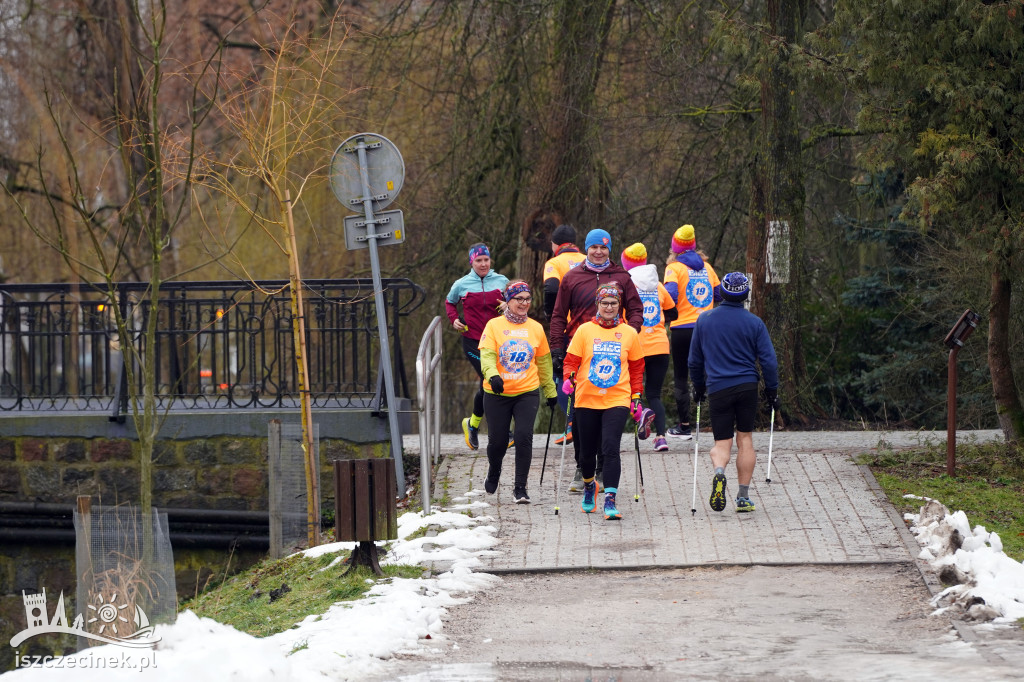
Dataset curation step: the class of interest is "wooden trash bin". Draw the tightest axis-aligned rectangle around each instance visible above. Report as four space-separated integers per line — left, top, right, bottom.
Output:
334 458 397 575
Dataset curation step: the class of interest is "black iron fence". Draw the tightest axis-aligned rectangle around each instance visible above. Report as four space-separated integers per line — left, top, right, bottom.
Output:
0 279 425 417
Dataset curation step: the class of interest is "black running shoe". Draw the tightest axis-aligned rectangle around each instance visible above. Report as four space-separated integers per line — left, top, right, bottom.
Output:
513 487 530 504
484 466 499 494
668 424 692 440
462 417 480 450
709 472 727 512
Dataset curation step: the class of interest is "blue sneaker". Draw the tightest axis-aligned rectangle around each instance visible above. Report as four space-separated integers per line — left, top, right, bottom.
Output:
736 496 756 512
603 493 621 520
581 480 597 513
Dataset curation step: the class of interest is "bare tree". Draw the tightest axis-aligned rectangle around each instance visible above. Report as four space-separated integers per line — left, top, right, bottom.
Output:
0 0 259 520
191 15 356 546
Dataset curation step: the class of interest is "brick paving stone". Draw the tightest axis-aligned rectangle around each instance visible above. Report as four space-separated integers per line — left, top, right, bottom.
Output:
411 429 1001 573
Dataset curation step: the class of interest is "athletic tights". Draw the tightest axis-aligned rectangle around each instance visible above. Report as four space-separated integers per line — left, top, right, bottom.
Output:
574 406 629 490
483 390 540 489
462 335 485 419
643 353 669 436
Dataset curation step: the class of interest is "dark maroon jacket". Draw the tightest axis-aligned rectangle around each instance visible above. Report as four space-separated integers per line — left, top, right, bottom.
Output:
548 260 643 351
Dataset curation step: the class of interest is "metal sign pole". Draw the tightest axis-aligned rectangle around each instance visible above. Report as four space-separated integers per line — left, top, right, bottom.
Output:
353 136 406 494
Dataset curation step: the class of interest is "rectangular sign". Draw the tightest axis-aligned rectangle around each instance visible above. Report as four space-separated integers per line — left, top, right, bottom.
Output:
343 210 406 251
767 220 790 284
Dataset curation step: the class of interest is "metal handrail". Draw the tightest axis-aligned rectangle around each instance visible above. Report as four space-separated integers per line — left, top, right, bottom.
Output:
415 316 443 513
0 278 425 416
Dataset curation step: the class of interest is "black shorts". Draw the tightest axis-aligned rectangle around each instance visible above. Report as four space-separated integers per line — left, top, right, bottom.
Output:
709 382 759 441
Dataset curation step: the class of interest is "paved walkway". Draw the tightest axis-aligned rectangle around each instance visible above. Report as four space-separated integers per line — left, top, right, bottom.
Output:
407 428 1003 573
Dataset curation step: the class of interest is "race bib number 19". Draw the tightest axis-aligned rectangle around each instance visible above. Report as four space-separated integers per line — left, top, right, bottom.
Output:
588 340 622 389
686 270 713 308
640 290 661 327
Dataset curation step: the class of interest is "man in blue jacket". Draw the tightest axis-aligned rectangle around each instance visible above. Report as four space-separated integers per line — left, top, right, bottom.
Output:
688 272 779 513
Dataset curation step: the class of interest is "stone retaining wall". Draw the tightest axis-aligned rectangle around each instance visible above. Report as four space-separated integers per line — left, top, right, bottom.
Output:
0 435 388 509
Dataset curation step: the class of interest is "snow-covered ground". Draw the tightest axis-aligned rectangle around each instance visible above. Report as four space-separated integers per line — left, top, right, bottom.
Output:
6 490 1024 680
904 495 1024 624
4 493 501 681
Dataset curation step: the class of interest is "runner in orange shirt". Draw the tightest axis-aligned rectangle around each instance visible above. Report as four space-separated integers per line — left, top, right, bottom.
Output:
478 280 558 503
663 225 720 440
621 243 678 452
562 283 645 520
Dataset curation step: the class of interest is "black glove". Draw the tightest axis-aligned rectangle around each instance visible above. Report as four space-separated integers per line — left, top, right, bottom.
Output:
489 375 504 395
765 388 781 412
551 348 566 380
692 384 706 404
546 396 558 408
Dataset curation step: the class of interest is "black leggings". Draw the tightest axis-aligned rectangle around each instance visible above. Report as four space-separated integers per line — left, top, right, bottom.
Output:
643 353 670 436
575 406 628 491
463 335 485 419
670 327 694 425
483 389 540 488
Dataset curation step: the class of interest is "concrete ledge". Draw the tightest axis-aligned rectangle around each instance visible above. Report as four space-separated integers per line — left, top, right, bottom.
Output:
0 400 414 442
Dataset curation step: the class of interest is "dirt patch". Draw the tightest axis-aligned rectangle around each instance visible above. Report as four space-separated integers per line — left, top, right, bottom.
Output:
377 564 1020 680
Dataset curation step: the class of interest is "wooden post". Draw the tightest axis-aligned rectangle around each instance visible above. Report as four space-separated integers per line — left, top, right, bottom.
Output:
75 495 91 651
268 420 283 559
283 189 320 547
946 348 959 476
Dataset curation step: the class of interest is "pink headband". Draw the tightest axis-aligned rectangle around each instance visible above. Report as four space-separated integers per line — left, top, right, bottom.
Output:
469 244 490 263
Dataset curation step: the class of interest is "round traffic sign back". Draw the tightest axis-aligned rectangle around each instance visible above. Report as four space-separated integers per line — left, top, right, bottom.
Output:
329 133 405 213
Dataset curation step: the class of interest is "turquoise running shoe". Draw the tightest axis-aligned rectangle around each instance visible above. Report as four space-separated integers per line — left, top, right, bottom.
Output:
581 480 597 513
603 493 621 520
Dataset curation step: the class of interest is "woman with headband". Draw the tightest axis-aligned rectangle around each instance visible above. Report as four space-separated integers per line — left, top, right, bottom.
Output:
445 243 510 450
477 280 558 502
562 282 646 520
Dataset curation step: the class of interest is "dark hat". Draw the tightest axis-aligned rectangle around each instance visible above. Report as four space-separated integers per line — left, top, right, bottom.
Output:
551 224 576 245
720 272 750 302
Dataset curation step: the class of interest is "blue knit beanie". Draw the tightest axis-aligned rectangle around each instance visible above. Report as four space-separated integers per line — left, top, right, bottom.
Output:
584 229 612 251
721 272 750 302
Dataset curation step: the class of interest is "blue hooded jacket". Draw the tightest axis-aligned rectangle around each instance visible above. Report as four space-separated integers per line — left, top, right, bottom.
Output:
688 301 779 394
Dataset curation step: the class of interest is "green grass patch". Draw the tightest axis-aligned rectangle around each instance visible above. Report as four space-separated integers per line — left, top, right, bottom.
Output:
860 440 1024 562
181 549 422 639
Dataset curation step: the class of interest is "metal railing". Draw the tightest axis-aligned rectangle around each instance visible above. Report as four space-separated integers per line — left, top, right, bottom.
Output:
0 279 425 417
415 316 443 514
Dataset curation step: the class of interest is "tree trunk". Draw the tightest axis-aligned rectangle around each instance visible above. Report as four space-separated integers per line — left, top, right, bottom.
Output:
518 0 616 284
746 0 810 423
988 251 1023 443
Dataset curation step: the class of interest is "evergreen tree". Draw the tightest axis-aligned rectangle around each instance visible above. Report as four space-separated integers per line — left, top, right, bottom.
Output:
826 0 1024 441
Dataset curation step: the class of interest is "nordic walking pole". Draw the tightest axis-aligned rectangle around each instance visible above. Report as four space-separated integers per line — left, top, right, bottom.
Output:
539 403 555 486
765 407 776 483
690 402 701 515
554 379 574 516
633 421 642 502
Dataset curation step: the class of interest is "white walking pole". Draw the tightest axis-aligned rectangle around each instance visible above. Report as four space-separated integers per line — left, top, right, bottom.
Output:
690 402 700 515
554 390 573 515
765 408 776 483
